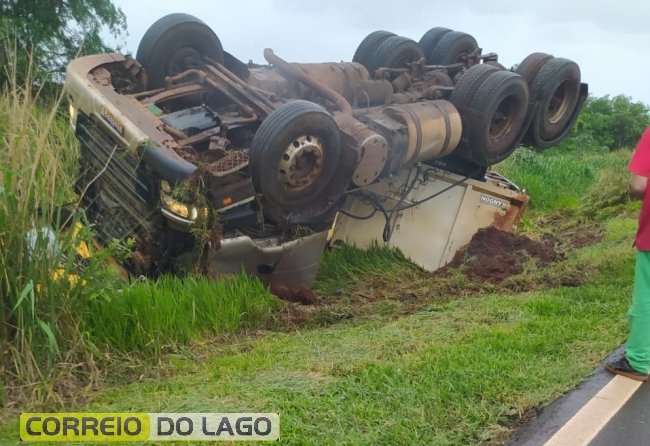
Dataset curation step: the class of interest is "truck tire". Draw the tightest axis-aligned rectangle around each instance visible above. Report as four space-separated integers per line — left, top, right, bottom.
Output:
353 30 396 68
136 13 224 89
485 60 506 70
450 63 498 107
428 31 478 66
528 57 581 141
418 27 452 62
250 100 346 224
459 70 529 165
515 52 553 85
367 36 424 75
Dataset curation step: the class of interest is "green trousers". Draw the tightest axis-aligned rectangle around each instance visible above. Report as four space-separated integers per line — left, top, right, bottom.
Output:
627 251 650 374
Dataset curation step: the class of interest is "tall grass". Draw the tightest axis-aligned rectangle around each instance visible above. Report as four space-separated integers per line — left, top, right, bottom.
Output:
83 275 282 354
0 52 96 404
315 244 420 293
496 147 631 212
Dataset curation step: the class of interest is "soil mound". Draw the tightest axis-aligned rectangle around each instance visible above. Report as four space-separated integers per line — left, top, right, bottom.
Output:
449 227 562 283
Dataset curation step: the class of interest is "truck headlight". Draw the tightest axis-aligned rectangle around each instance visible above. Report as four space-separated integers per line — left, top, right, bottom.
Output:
160 181 208 227
68 101 78 129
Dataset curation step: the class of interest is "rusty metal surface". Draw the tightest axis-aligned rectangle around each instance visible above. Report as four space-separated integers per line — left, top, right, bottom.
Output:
334 113 388 186
204 151 249 176
264 48 354 114
287 62 370 101
139 84 207 105
66 49 486 188
491 193 529 231
67 53 178 153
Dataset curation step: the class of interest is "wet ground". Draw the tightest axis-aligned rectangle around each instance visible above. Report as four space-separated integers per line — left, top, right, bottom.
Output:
507 345 650 446
447 226 562 283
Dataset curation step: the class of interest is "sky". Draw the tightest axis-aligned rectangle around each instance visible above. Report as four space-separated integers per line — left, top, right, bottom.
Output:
107 0 650 105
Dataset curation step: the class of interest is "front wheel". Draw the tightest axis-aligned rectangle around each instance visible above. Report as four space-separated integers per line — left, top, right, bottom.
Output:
136 13 224 89
250 101 349 225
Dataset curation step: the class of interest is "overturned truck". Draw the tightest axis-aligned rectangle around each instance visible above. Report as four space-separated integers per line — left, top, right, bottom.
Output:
65 13 587 289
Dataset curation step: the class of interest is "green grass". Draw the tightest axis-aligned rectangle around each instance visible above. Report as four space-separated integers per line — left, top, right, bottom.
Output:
496 147 631 211
0 215 636 445
0 54 115 408
315 243 420 294
83 275 282 354
0 47 284 408
0 252 637 442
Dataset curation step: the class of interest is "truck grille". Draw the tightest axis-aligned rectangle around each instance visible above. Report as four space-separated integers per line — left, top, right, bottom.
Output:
75 113 157 246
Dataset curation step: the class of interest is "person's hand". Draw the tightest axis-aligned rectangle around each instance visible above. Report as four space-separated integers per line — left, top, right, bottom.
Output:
629 174 648 200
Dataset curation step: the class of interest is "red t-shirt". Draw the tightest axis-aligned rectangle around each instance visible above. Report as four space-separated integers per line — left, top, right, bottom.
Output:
628 127 650 250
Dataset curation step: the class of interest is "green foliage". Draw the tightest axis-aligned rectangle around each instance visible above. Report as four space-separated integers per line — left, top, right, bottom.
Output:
0 48 283 408
83 275 282 354
554 94 650 152
0 64 128 407
0 0 126 85
315 243 420 293
496 148 630 212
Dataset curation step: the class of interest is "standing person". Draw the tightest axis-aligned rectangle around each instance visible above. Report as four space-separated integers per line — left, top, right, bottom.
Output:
606 128 650 382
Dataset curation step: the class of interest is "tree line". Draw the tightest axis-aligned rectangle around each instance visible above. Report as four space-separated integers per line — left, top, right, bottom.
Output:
556 95 650 152
0 0 126 84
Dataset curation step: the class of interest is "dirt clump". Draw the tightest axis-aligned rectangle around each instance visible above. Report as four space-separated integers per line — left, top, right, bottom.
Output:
270 283 319 305
448 227 563 283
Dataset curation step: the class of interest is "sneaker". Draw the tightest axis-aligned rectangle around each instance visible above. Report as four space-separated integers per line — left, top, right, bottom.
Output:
605 357 649 382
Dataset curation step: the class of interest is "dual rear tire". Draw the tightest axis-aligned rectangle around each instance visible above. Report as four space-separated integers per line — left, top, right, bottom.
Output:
451 65 529 166
352 27 480 77
448 51 583 165
421 29 479 66
516 54 583 148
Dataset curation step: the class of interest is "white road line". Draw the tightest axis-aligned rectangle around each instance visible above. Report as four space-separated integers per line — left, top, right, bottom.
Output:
543 375 643 446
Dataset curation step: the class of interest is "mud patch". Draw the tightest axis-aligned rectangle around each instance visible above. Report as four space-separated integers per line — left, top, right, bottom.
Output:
538 215 605 252
448 227 563 283
270 284 318 305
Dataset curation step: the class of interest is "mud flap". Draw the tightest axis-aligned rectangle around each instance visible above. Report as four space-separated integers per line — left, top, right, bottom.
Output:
205 231 328 287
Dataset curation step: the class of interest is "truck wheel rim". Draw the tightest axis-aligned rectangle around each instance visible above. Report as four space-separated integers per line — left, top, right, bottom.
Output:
546 80 572 124
277 134 324 189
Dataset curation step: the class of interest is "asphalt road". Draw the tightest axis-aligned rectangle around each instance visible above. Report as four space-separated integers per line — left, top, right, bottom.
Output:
589 380 650 446
505 346 650 446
